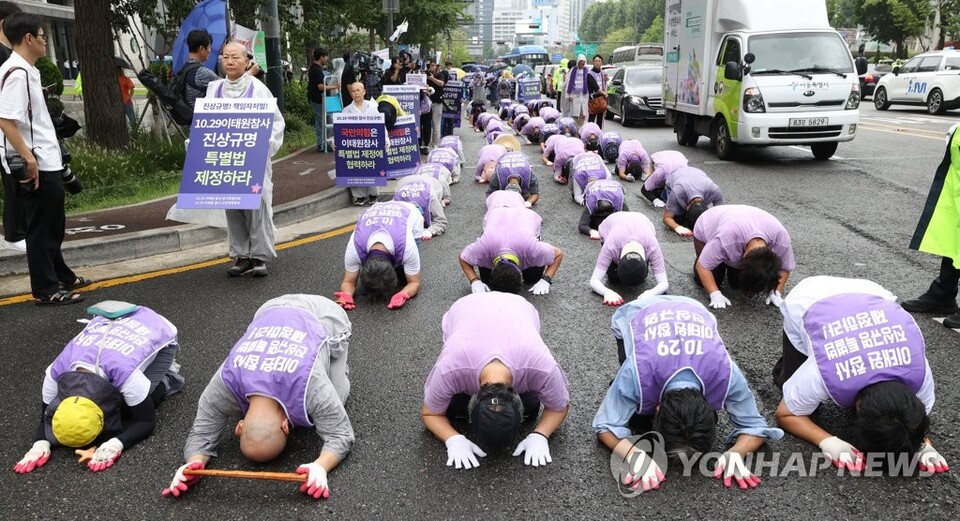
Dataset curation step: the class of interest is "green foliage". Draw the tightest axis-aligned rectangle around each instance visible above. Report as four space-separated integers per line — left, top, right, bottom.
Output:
283 80 316 126
599 28 637 61
640 14 664 44
853 0 931 57
36 57 64 96
579 0 665 45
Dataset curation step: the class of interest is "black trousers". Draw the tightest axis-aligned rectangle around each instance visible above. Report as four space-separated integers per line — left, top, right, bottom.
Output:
2 171 26 242
772 331 810 389
23 171 75 298
478 265 545 285
588 110 605 128
446 392 542 420
921 257 960 302
640 185 663 203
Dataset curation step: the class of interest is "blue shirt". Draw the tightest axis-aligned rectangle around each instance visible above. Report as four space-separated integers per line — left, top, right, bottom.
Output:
593 295 784 444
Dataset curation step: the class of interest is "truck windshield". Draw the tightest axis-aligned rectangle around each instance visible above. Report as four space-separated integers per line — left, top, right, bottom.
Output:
748 32 853 74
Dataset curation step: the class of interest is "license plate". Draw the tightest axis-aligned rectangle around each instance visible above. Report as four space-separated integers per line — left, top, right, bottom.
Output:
789 117 828 127
656 109 665 115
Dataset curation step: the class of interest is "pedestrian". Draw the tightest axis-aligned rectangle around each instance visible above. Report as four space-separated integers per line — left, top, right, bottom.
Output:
14 302 184 474
180 30 220 111
485 151 540 208
421 292 571 470
471 69 485 104
474 143 509 183
161 295 354 500
901 125 960 328
117 65 136 129
565 54 590 126
440 59 459 138
594 295 783 492
662 166 724 236
459 206 562 295
0 0 24 251
426 59 447 146
72 59 77 77
61 58 70 79
693 205 794 309
307 48 338 153
418 85 434 156
0 1 19 66
339 52 355 108
641 150 690 206
207 42 285 278
335 200 424 311
578 179 628 237
393 173 447 240
569 151 611 205
381 55 406 86
0 13 88 304
588 211 668 306
339 81 382 206
615 139 652 183
773 276 948 475
551 135 585 184
586 54 608 128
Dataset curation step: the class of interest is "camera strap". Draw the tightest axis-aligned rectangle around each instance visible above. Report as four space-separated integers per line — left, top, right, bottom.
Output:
1 67 35 152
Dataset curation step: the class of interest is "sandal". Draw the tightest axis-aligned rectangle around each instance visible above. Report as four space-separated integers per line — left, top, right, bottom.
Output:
60 276 93 291
36 290 85 307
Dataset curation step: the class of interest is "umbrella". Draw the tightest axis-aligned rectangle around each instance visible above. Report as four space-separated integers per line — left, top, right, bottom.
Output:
512 64 534 77
462 64 488 73
451 67 466 80
171 0 229 74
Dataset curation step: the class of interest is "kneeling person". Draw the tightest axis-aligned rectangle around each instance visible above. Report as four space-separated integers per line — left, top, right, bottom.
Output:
486 151 540 208
579 179 629 236
394 174 447 240
663 166 724 237
590 212 668 305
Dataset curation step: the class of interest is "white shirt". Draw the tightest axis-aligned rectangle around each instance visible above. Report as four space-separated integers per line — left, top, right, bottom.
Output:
343 201 424 275
341 99 379 115
0 51 63 172
781 276 935 415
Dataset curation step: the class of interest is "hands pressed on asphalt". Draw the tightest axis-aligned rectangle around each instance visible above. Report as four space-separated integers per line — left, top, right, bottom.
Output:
622 449 665 492
529 279 551 295
471 280 490 294
918 442 950 475
714 451 761 489
674 226 693 237
818 436 864 472
161 461 205 497
445 434 486 470
387 291 410 309
297 462 330 499
765 290 783 307
512 433 552 467
603 290 624 306
334 291 355 310
87 438 123 472
709 291 731 309
13 440 50 474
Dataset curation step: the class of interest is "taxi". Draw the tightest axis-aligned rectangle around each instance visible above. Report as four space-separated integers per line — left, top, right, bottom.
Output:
873 49 960 114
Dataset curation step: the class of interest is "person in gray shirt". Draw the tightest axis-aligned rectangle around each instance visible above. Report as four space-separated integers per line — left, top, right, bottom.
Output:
162 295 354 501
182 30 221 110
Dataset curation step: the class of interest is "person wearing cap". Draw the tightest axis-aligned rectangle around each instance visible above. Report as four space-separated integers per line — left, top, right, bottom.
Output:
14 303 184 474
773 276 948 476
569 151 611 205
642 150 690 206
459 206 563 295
579 121 603 154
615 139 652 184
519 116 546 145
394 173 447 240
422 292 571 469
474 143 509 184
578 180 629 236
552 136 586 185
335 201 424 311
600 132 622 164
485 151 541 208
427 146 461 185
414 163 453 206
589 211 668 306
565 54 590 126
162 295 355 500
594 295 783 491
693 205 795 309
662 166 724 237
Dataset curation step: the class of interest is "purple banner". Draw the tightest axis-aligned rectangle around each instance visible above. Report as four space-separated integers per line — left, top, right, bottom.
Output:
382 85 421 136
441 80 463 128
333 113 389 187
177 98 276 209
386 115 420 179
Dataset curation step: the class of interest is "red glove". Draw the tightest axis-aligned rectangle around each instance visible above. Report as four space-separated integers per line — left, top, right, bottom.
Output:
334 291 355 310
387 291 411 309
13 440 51 474
87 438 123 472
161 461 205 498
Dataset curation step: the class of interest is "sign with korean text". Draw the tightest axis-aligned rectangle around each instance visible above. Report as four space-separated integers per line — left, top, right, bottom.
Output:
518 78 541 102
333 113 389 187
441 80 463 128
178 98 277 210
385 114 420 179
382 84 422 134
404 73 427 87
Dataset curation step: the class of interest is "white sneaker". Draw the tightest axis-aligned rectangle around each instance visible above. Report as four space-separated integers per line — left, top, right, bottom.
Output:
4 239 26 252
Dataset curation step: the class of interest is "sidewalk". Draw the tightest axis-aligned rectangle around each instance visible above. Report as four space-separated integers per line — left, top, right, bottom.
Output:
0 147 368 298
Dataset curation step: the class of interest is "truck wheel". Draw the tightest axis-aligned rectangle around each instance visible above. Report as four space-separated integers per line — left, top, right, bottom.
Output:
811 142 838 160
873 87 890 110
927 89 945 115
711 118 737 160
676 114 698 146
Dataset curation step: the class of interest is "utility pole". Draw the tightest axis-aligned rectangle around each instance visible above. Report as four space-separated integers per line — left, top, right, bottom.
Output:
262 0 285 111
384 0 399 53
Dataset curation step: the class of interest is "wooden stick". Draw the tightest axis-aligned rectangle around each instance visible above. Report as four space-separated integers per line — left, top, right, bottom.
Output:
183 468 307 483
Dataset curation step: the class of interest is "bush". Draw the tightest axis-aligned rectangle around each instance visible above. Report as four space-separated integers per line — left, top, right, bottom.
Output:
283 80 315 126
36 57 63 96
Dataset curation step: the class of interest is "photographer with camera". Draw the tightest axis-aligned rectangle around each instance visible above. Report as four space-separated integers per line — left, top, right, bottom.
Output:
0 13 87 305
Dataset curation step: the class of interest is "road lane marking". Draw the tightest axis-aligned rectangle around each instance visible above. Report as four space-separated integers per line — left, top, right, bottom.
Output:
0 224 357 306
859 124 946 141
858 121 947 135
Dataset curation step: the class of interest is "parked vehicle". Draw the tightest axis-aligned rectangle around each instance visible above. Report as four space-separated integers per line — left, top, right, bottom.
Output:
859 62 891 98
606 65 665 126
873 49 960 114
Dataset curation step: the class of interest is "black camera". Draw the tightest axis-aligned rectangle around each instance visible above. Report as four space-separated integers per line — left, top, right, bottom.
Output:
6 153 34 194
61 166 82 195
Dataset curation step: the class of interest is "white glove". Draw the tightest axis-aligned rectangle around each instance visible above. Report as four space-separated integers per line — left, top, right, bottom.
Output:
709 291 731 309
622 449 665 492
918 442 950 475
652 199 666 208
296 462 330 499
524 200 533 208
512 433 552 467
88 437 124 472
420 230 433 241
603 290 624 306
714 451 761 489
161 461 205 497
529 279 551 295
674 226 693 237
13 440 51 474
471 280 490 294
623 174 636 182
445 434 487 470
588 229 601 240
765 290 783 307
818 436 864 472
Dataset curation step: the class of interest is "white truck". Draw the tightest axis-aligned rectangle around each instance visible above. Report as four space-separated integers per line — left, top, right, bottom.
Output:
662 0 867 160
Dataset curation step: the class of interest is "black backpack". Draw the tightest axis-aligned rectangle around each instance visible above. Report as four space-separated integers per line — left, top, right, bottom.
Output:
137 61 202 126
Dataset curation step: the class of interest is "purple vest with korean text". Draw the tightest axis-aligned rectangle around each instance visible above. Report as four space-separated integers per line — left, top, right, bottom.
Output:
572 153 610 191
496 151 532 191
427 148 458 174
353 201 411 267
585 179 625 215
394 179 432 228
438 135 462 156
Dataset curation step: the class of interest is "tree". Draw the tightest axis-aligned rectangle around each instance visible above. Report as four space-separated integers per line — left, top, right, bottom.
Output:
826 0 858 28
598 27 635 60
640 14 664 43
76 0 129 149
853 0 932 58
934 0 960 48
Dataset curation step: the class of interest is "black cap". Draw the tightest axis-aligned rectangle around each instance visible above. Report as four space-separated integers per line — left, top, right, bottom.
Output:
470 384 523 448
626 161 644 178
618 253 649 286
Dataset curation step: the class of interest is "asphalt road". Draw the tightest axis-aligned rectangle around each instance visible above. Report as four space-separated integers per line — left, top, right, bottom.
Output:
2 103 960 519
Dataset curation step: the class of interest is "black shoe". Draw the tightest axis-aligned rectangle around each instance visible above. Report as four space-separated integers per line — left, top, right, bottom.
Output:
252 260 268 278
900 296 958 314
943 312 960 329
227 258 254 277
353 198 366 206
366 195 378 205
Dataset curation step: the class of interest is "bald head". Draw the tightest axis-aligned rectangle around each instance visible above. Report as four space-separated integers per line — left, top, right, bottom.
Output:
236 396 289 462
221 41 250 80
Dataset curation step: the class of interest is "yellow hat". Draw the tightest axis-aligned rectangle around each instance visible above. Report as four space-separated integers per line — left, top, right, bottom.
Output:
493 134 522 152
52 396 104 448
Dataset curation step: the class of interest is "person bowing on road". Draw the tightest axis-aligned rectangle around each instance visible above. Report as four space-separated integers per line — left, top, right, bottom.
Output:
335 200 424 311
589 211 668 306
578 179 629 237
14 302 184 474
594 295 783 492
641 150 689 206
394 173 448 240
162 295 354 500
615 139 652 184
459 206 563 296
773 276 948 476
693 205 795 309
422 292 570 470
569 151 611 205
485 151 541 208
474 143 509 183
662 166 724 237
